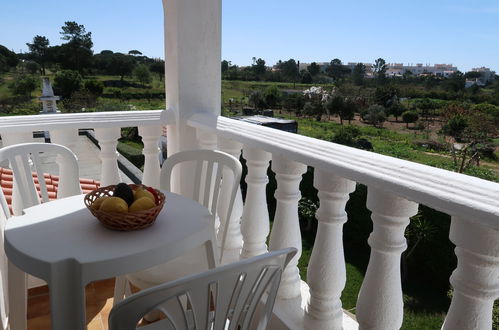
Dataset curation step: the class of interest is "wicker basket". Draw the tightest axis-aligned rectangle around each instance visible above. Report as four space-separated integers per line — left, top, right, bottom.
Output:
84 184 166 231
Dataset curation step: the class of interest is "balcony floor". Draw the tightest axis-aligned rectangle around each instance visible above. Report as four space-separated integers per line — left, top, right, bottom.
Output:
27 278 117 329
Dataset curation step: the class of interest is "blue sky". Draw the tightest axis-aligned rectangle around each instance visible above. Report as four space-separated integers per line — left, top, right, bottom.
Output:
1 0 498 72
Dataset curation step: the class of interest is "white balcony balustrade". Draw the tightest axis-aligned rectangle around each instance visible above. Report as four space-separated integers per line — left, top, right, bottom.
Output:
0 109 498 330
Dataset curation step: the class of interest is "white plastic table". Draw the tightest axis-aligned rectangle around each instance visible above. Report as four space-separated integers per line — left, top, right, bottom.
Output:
4 192 214 330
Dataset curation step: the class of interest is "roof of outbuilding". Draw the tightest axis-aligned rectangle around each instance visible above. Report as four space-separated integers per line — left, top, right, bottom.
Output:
0 167 100 215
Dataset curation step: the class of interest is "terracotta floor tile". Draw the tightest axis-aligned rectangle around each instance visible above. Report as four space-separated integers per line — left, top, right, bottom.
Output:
93 278 116 301
28 279 116 329
26 294 50 319
27 315 51 329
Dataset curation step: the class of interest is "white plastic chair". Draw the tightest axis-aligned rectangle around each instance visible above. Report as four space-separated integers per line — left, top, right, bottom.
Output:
115 149 242 306
109 248 297 330
0 142 82 329
0 142 82 213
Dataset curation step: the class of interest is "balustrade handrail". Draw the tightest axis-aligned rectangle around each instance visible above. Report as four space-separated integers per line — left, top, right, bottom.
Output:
0 110 169 133
188 113 499 230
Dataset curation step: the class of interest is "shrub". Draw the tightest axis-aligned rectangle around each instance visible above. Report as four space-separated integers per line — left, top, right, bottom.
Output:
84 79 104 96
53 70 82 99
62 90 98 113
8 75 37 97
332 126 361 147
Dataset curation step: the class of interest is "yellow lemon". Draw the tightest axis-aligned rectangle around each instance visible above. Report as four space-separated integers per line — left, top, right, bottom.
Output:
99 197 128 213
129 197 156 212
134 188 155 202
91 196 109 210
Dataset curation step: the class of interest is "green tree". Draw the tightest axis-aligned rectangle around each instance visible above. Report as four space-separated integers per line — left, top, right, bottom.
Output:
133 64 152 85
252 58 266 77
327 58 350 83
301 71 313 84
352 63 366 86
414 98 437 122
59 21 93 73
325 95 343 119
307 62 321 76
374 85 399 107
150 60 165 81
249 90 265 110
361 104 386 127
128 50 142 56
402 110 419 128
221 60 229 74
341 98 357 125
24 61 41 75
53 70 82 99
9 75 37 97
277 59 299 84
108 53 136 81
372 58 387 82
264 85 281 108
445 71 465 93
0 45 19 72
388 102 406 122
26 35 49 74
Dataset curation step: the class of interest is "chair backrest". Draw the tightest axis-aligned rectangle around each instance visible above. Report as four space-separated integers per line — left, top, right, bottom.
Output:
109 247 297 330
160 149 242 260
0 143 81 213
0 188 9 330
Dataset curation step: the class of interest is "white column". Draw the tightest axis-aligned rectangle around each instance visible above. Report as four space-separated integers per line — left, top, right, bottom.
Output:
305 171 356 330
163 0 221 153
269 155 306 299
94 127 121 186
217 138 243 264
163 0 221 196
356 187 418 330
240 147 271 259
442 217 499 330
138 125 162 189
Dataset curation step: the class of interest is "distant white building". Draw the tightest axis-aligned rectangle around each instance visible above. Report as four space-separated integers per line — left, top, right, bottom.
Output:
386 63 458 77
470 67 496 83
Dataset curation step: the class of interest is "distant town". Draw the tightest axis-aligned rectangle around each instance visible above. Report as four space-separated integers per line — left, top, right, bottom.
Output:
296 62 496 86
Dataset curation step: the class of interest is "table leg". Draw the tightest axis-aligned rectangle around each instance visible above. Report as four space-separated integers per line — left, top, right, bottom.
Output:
8 261 27 330
48 269 86 330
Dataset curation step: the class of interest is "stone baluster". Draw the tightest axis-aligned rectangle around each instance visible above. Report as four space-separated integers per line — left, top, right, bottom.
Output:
240 147 271 259
356 187 418 330
138 126 162 189
305 171 356 330
49 128 81 198
269 155 306 299
49 128 78 151
217 138 243 264
442 217 499 330
94 127 121 186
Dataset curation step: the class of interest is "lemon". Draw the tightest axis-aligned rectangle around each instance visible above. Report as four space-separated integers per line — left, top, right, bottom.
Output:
129 197 156 212
134 188 155 202
99 197 129 213
91 196 109 210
